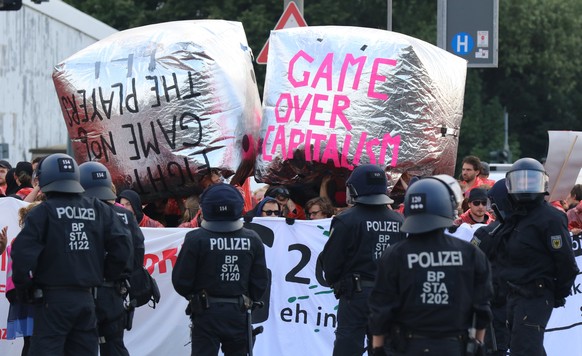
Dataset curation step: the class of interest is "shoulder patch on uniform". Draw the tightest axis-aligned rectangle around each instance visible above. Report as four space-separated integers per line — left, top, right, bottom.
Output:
551 235 562 249
470 237 481 247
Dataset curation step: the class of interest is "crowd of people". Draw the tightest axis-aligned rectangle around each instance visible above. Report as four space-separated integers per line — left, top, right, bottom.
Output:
0 152 581 356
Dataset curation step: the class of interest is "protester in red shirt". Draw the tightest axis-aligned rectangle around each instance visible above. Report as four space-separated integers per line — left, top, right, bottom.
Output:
10 161 34 200
567 201 582 235
479 162 496 188
266 186 307 220
459 155 486 198
454 188 494 226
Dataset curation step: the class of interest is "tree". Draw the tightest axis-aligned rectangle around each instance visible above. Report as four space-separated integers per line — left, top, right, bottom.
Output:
484 0 582 161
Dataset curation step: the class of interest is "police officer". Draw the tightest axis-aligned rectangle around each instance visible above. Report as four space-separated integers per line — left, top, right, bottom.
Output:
369 176 492 356
172 183 269 356
497 158 579 356
80 161 145 356
470 178 514 356
320 164 406 355
10 153 132 355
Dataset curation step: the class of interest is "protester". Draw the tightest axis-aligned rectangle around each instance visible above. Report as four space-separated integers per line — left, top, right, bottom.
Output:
117 189 165 228
479 162 496 188
172 183 269 355
566 184 582 235
567 199 582 235
453 188 495 226
0 160 12 196
320 164 406 355
143 198 182 227
252 185 268 206
266 186 306 220
13 162 34 200
4 203 40 356
550 200 568 212
4 168 20 197
369 176 492 356
178 195 202 228
319 174 348 211
566 184 582 210
304 196 334 219
245 196 281 219
498 158 579 355
200 168 224 189
0 225 6 254
459 155 485 198
30 156 44 172
10 153 132 355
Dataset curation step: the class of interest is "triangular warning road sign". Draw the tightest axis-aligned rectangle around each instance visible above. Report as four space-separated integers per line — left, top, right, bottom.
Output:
256 2 308 65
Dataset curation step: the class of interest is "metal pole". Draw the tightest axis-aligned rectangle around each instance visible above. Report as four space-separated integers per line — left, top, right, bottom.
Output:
284 0 304 14
436 0 446 49
504 110 511 162
387 0 392 31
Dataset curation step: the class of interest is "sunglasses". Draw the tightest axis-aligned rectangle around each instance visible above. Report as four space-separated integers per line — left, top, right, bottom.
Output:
471 200 487 206
308 210 321 216
262 210 280 216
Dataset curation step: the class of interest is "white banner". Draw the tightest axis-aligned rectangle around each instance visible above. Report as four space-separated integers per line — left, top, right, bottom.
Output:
0 197 581 355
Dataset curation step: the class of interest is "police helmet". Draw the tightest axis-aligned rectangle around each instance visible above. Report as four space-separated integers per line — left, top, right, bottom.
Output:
346 164 393 205
37 153 84 194
505 157 548 203
401 175 458 234
200 183 244 232
431 174 464 208
488 178 513 222
79 162 117 201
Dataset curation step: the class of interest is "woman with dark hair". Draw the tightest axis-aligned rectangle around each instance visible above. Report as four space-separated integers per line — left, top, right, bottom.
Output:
14 162 34 200
4 168 20 197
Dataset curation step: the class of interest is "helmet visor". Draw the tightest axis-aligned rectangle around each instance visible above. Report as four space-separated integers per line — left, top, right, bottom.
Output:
506 170 547 194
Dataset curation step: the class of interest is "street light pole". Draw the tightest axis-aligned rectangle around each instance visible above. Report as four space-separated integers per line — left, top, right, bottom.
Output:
284 0 304 14
504 109 511 162
387 0 392 31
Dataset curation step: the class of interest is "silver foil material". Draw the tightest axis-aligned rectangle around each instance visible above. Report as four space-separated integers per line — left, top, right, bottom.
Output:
256 26 467 190
53 20 261 200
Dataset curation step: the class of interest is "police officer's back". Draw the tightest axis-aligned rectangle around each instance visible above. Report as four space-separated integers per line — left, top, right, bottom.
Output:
172 183 269 356
80 161 144 356
10 153 132 356
497 158 578 356
369 176 492 356
320 164 405 356
471 178 514 356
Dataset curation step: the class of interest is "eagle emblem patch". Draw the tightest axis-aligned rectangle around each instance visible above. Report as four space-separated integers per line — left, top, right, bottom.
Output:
551 235 562 249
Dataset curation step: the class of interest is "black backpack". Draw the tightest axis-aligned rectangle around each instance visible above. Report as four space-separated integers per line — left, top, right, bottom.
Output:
128 266 161 308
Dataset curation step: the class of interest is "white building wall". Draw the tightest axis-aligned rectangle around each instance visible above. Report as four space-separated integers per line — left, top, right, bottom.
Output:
0 0 117 162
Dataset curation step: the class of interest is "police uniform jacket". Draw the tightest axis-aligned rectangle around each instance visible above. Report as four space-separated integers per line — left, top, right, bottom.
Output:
11 194 133 289
110 203 145 274
472 221 513 305
369 231 493 336
497 201 579 299
320 204 405 285
172 227 269 301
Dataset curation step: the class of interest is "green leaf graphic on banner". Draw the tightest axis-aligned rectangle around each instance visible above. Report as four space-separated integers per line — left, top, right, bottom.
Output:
317 225 330 236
